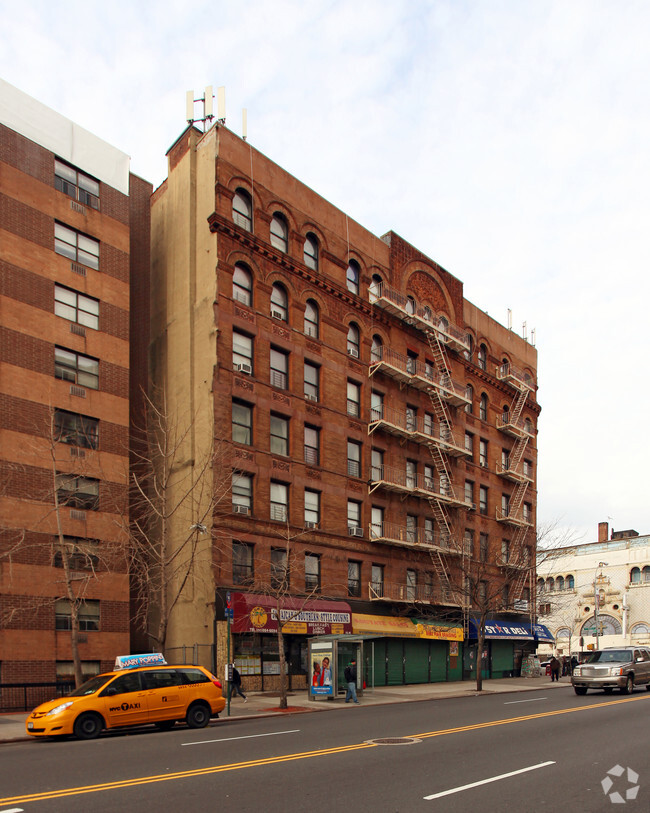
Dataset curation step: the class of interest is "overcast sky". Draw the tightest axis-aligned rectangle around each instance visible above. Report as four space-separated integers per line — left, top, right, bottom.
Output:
2 0 648 544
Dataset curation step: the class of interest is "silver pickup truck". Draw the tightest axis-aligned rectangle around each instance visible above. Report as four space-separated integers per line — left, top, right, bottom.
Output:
571 647 650 695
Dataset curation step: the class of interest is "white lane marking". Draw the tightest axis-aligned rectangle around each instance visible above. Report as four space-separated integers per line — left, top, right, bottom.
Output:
503 697 548 704
182 729 300 746
424 761 556 800
1 808 25 812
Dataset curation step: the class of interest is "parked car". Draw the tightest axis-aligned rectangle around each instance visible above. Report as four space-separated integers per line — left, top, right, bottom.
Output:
26 654 225 740
571 647 650 695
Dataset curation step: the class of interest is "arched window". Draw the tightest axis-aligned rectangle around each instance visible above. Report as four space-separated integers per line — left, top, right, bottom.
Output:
347 323 360 358
556 627 571 640
643 566 650 582
438 315 449 333
371 335 383 362
406 295 416 315
567 574 575 589
232 262 252 306
270 283 288 321
546 577 555 592
581 615 622 636
423 306 432 323
347 260 360 295
479 393 488 421
270 213 288 253
537 578 545 593
478 343 487 370
304 299 319 338
630 567 640 584
232 189 252 231
369 273 383 302
464 334 474 360
465 384 474 414
304 233 318 270
557 576 565 591
632 623 650 635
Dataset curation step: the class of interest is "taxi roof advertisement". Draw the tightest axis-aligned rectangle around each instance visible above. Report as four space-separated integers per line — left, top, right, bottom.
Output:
231 593 352 635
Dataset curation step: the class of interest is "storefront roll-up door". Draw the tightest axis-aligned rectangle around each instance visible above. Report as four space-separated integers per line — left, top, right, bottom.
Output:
490 640 514 678
430 641 447 682
372 638 387 687
386 639 404 685
404 638 429 684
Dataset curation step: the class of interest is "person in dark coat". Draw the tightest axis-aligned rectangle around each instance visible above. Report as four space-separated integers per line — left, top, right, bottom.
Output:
549 656 561 682
229 663 247 702
344 659 359 704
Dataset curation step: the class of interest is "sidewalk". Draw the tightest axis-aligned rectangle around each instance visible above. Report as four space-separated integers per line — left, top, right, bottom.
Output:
0 675 572 744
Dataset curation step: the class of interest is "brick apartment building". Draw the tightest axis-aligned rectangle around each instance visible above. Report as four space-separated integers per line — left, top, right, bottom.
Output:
150 122 541 689
0 79 151 693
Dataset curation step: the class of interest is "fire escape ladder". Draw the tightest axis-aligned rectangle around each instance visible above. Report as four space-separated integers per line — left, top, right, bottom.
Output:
510 479 529 516
509 385 528 425
510 525 530 600
427 495 452 542
428 548 454 604
509 433 529 472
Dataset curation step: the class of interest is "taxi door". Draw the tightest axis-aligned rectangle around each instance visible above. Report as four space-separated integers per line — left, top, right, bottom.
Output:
99 672 149 728
140 669 184 721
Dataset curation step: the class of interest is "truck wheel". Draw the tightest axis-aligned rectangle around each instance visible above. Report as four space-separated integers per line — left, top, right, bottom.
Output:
574 687 587 696
73 712 103 740
621 675 634 694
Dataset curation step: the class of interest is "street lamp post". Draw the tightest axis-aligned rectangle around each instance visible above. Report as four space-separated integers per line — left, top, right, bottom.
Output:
594 561 608 650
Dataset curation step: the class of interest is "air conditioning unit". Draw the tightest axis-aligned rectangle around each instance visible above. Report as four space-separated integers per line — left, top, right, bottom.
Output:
233 504 250 515
271 309 284 320
305 393 318 402
305 521 318 529
348 527 364 537
234 363 252 375
347 348 359 358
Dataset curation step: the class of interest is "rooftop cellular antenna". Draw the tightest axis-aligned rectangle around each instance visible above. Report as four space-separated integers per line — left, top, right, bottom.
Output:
242 108 248 141
186 86 217 131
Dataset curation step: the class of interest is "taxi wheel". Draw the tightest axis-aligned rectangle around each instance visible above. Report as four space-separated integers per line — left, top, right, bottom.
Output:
154 720 176 731
186 702 210 729
73 712 103 740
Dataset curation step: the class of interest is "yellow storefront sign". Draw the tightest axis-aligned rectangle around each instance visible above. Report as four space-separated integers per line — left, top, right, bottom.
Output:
352 613 463 641
282 621 308 634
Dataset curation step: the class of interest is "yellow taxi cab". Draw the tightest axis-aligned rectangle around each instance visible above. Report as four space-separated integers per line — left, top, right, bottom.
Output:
26 654 226 740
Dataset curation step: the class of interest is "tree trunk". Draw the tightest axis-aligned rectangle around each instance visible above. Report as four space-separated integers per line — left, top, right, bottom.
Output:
277 624 288 709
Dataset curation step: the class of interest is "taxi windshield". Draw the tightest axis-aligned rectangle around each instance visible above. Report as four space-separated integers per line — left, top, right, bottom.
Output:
68 674 114 696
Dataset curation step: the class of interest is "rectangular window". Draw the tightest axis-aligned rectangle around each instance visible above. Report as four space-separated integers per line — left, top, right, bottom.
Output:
501 493 510 517
405 405 417 432
479 486 488 515
370 391 384 421
347 500 362 534
55 285 99 330
55 159 100 209
55 223 99 269
465 432 474 456
53 536 99 571
523 459 533 478
55 599 99 631
304 361 319 401
347 440 361 477
406 351 417 375
270 481 288 522
502 448 510 470
425 517 435 544
232 331 253 372
424 464 435 492
479 532 488 562
271 548 288 590
371 564 384 597
501 538 510 563
463 529 474 556
406 514 417 544
371 448 384 481
232 401 252 445
523 502 532 523
423 412 434 436
304 489 320 526
304 425 320 466
270 347 289 389
56 473 99 510
347 380 361 417
464 480 474 506
406 460 417 489
232 472 252 514
305 553 321 592
478 580 487 605
55 346 99 389
479 439 488 468
233 541 254 585
54 410 98 449
371 506 384 538
406 569 417 601
348 560 361 597
270 413 289 456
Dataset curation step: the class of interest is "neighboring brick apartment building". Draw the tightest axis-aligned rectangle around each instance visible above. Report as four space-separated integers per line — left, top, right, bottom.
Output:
150 122 541 688
0 79 151 692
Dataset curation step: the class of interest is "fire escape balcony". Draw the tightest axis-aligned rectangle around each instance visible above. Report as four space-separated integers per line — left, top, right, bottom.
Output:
370 282 470 354
368 407 469 457
369 466 473 509
496 362 535 392
495 508 534 528
370 348 469 407
496 461 534 484
367 580 450 605
495 553 530 570
496 413 535 439
369 521 460 553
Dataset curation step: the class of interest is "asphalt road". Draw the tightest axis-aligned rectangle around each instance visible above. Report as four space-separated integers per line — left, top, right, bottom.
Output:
1 688 648 812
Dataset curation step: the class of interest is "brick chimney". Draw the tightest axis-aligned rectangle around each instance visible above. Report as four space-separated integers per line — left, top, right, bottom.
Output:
598 521 609 543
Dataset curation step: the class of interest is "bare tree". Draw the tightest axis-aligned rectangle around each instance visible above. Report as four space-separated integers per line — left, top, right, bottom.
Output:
126 390 231 653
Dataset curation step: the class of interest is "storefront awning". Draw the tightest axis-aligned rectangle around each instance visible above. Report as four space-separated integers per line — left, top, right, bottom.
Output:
526 623 555 643
231 593 352 634
352 613 463 641
468 619 534 640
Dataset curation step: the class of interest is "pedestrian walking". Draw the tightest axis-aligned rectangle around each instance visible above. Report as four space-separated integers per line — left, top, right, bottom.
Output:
229 663 247 702
344 659 359 704
549 656 561 682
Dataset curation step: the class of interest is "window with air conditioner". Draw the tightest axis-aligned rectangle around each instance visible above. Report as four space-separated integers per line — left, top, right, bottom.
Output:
347 323 360 358
304 489 320 527
347 499 362 536
304 361 319 401
233 330 253 372
270 283 288 321
304 299 319 338
232 472 252 515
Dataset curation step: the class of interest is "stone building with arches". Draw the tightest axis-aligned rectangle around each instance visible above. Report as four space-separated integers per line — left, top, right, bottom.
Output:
536 522 650 659
146 122 540 688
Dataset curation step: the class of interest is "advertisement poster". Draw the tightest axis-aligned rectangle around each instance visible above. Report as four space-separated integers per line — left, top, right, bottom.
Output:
310 648 333 696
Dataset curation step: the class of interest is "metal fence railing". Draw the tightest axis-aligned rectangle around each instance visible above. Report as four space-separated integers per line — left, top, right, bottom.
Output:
0 681 75 713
